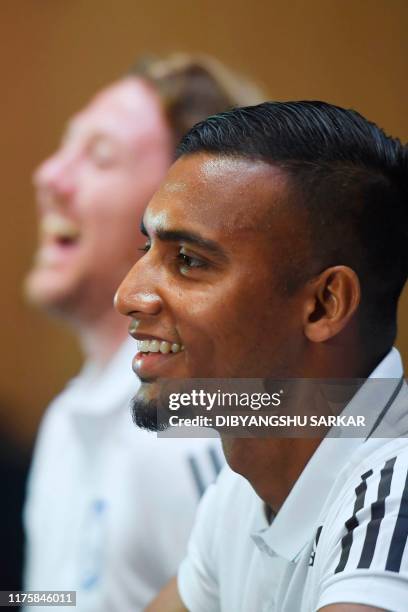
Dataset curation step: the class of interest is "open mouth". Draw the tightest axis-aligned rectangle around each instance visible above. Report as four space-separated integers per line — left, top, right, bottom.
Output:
35 214 81 264
40 214 81 245
137 339 184 355
53 234 79 248
132 338 185 378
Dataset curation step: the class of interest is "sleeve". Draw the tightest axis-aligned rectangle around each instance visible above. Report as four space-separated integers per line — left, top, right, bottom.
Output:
177 476 223 612
316 454 408 612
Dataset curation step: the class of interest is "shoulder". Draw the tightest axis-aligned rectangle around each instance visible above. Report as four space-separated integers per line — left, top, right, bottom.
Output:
316 437 408 578
339 437 408 510
323 437 408 529
309 439 408 611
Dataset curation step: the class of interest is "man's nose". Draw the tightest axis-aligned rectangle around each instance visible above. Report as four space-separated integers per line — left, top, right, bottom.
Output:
33 150 77 203
114 261 163 319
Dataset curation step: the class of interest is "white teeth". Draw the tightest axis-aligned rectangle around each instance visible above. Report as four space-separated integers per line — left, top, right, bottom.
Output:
160 341 171 354
40 214 80 240
150 340 160 352
137 339 183 354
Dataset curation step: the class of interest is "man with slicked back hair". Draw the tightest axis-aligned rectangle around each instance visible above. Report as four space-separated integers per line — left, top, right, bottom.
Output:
115 100 408 611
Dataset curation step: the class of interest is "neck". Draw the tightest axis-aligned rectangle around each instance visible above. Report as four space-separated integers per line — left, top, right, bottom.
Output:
222 342 389 513
302 326 389 380
74 308 130 366
222 437 321 513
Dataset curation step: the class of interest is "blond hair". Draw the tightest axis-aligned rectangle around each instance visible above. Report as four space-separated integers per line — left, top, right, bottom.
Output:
131 53 265 145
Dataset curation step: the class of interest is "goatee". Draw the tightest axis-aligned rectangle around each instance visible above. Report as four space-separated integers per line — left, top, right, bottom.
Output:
131 396 170 432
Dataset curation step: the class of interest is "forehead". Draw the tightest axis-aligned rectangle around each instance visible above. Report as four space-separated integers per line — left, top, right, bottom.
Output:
145 153 292 237
66 77 167 144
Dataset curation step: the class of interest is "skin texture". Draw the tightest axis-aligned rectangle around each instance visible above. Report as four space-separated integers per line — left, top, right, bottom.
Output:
115 152 388 610
115 151 371 508
25 77 172 363
116 156 309 389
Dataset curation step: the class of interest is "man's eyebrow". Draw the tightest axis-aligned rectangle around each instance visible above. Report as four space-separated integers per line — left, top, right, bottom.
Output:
140 219 227 261
140 220 148 236
63 119 116 144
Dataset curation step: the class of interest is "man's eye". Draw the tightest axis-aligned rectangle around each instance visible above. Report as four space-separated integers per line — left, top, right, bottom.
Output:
138 242 151 253
177 248 206 271
90 139 115 167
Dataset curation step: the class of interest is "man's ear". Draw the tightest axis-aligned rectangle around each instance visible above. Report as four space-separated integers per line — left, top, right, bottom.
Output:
303 266 361 343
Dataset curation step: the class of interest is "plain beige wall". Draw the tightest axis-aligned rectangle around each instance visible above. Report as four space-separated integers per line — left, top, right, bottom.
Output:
1 0 407 447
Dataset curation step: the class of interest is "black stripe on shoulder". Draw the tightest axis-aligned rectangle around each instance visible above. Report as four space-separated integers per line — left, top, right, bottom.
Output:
335 469 373 573
385 466 408 572
357 457 396 569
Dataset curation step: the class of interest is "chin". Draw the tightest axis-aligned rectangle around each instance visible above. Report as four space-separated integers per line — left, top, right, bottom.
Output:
131 381 195 432
131 393 170 432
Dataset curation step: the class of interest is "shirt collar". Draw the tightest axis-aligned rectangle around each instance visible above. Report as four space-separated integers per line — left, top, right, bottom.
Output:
252 347 404 562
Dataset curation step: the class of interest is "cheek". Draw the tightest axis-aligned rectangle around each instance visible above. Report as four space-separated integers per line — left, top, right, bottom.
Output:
181 308 219 370
166 291 223 375
173 282 274 376
221 287 295 375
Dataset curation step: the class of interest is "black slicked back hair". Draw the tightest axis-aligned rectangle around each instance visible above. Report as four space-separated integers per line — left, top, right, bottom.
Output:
177 101 408 347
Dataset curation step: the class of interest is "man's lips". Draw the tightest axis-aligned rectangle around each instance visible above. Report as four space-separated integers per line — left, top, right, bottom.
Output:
129 326 184 379
129 326 185 379
39 214 81 242
132 349 183 379
34 212 82 264
129 325 184 352
34 239 81 267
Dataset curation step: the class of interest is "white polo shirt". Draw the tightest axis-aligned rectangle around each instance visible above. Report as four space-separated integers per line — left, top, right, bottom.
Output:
24 338 223 611
178 348 408 611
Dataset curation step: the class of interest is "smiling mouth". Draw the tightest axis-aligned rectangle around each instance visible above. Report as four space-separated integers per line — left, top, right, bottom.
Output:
137 339 184 354
132 339 185 380
34 215 81 265
40 214 81 247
